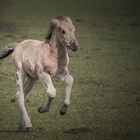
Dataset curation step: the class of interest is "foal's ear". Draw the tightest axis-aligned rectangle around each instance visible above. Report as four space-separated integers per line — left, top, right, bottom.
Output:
52 18 60 27
65 16 72 23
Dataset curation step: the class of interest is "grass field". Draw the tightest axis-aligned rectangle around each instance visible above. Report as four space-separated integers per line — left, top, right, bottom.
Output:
0 0 140 140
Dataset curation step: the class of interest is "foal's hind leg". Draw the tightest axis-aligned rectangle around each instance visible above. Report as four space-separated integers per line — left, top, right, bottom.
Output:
11 76 35 102
15 63 32 131
38 72 56 113
23 75 36 99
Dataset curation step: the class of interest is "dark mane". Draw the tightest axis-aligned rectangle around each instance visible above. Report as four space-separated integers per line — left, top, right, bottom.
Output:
45 16 69 42
55 16 67 21
45 23 55 41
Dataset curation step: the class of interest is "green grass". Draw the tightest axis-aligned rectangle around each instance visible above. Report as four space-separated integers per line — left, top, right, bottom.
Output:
0 0 140 140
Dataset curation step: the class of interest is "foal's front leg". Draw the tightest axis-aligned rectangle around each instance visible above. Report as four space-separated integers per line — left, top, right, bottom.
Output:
58 73 73 115
38 72 56 113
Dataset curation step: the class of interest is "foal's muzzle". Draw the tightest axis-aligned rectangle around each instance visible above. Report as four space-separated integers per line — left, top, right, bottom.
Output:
70 41 79 52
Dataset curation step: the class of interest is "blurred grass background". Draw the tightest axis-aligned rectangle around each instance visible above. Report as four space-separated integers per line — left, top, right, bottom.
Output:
0 0 140 140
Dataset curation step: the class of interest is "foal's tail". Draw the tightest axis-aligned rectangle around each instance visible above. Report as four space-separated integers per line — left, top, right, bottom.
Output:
0 42 19 60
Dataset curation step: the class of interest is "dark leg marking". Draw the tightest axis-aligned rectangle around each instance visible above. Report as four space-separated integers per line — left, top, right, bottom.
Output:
60 104 68 115
38 96 53 113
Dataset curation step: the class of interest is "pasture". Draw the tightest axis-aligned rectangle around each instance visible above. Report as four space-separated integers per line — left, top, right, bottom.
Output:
0 0 140 139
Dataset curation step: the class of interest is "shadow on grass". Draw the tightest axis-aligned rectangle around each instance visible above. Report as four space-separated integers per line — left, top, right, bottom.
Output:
0 130 24 133
65 127 94 134
0 127 94 134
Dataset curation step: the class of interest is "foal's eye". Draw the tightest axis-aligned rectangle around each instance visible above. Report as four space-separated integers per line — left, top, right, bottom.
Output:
61 29 66 34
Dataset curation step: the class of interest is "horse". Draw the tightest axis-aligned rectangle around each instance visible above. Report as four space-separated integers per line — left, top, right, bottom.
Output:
0 16 79 131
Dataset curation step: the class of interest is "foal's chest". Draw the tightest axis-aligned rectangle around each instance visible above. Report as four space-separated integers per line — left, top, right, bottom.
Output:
40 46 69 76
43 61 58 76
42 57 68 76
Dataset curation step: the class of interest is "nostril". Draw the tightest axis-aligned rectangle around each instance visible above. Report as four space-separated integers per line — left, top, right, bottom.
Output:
71 41 79 46
72 46 78 51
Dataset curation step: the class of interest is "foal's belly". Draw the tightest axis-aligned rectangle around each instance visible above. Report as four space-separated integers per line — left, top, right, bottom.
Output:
23 60 58 78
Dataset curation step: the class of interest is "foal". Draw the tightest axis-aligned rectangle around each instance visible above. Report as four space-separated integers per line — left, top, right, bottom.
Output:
0 16 79 131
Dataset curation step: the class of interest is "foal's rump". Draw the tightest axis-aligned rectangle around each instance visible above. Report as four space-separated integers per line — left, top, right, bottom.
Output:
0 39 43 76
12 39 43 78
0 39 41 61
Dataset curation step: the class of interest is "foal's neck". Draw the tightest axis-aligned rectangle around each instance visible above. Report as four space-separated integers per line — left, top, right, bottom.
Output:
49 33 68 61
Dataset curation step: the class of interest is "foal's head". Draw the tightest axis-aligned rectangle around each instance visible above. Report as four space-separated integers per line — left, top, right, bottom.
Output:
46 16 79 52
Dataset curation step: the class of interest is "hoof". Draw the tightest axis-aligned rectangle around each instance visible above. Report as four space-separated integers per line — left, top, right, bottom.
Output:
38 107 48 113
38 107 43 113
19 126 33 132
10 98 16 103
60 104 68 116
19 123 32 132
26 99 31 103
19 126 26 131
60 110 66 115
26 127 33 132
